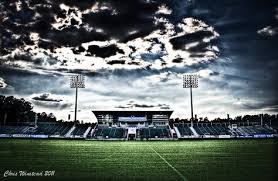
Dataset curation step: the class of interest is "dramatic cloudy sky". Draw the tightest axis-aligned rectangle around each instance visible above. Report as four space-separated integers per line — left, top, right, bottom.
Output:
0 0 278 122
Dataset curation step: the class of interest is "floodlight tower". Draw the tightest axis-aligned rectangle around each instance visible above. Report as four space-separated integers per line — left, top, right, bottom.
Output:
70 75 85 124
183 74 199 127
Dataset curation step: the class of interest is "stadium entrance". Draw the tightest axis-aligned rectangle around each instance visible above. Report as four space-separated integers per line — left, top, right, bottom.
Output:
127 128 136 140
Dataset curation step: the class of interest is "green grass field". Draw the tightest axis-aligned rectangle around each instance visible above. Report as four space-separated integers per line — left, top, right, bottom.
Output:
0 139 277 181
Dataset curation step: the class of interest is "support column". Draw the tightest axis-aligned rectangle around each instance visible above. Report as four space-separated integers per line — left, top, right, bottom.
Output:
35 114 38 127
190 86 193 127
74 87 78 125
260 114 263 126
3 113 7 126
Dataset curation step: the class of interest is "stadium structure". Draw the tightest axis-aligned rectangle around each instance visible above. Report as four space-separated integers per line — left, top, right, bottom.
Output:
0 110 277 140
92 110 173 140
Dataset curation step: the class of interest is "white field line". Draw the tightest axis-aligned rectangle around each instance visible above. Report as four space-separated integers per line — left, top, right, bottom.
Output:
101 152 117 162
149 146 189 181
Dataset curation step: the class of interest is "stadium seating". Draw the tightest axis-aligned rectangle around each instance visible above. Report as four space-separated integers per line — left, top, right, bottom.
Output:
33 123 73 136
175 124 194 136
138 126 170 139
1 122 277 139
212 125 231 135
0 123 74 136
71 124 90 136
193 124 230 135
0 125 29 134
93 126 126 139
233 125 277 136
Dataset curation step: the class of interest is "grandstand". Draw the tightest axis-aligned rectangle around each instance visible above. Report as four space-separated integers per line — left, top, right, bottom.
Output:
0 110 277 140
34 123 73 136
231 125 277 137
91 110 174 140
193 124 230 135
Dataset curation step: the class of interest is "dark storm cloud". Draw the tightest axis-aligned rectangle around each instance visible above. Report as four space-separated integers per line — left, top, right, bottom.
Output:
32 100 72 110
32 93 62 102
107 60 125 65
115 104 155 108
0 64 39 77
127 61 141 66
31 93 72 110
236 100 278 112
0 66 71 95
75 61 213 79
115 105 130 109
133 104 154 108
115 102 170 109
47 27 107 48
184 0 278 110
0 0 160 51
1 0 57 50
10 52 59 66
80 0 159 43
72 46 86 54
172 58 183 63
86 45 124 58
1 0 221 72
165 0 278 57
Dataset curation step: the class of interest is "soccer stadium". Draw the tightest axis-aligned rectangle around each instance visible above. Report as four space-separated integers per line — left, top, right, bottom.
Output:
0 108 277 180
1 0 278 180
0 110 277 140
1 83 278 181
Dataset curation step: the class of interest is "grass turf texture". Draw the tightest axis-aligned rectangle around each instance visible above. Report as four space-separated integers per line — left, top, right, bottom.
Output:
0 139 277 181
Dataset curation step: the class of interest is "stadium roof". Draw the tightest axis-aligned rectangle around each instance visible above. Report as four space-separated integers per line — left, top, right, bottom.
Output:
92 110 173 117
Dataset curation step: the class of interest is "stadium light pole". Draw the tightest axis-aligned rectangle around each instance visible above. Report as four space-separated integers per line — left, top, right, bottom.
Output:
183 74 199 127
70 75 85 124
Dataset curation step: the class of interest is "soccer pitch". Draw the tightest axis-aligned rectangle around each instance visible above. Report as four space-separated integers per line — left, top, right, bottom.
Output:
0 139 277 181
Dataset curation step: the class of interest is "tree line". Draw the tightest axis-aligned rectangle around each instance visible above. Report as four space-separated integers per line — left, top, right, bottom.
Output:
0 95 57 124
169 114 278 125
